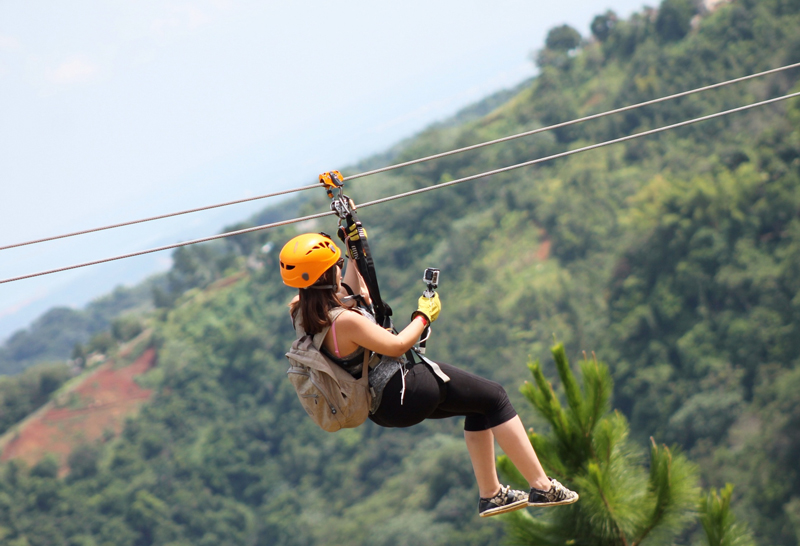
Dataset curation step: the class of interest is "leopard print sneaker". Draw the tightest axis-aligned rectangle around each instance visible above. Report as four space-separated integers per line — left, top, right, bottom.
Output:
528 478 579 507
478 485 529 517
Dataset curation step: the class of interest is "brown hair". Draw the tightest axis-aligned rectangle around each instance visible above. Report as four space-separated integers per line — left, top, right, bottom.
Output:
289 266 343 335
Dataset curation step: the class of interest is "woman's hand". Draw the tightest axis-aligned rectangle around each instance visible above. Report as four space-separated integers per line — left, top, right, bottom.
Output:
413 292 441 323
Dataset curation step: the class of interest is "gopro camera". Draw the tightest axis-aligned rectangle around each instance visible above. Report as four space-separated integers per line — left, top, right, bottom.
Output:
423 268 440 289
422 268 440 300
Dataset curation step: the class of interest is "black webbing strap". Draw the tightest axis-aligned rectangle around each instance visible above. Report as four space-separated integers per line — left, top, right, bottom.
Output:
343 210 392 328
321 171 392 329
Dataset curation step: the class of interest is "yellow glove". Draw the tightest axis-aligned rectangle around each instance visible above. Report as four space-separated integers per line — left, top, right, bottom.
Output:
413 292 441 324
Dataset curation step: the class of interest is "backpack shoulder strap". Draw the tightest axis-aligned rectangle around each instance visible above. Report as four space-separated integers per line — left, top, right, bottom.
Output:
328 307 347 321
307 307 348 349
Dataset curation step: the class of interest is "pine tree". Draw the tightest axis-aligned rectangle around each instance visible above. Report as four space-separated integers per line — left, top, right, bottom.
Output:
498 344 754 546
699 485 755 546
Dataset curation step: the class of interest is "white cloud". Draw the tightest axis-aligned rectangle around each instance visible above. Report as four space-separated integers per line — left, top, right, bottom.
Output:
48 57 99 84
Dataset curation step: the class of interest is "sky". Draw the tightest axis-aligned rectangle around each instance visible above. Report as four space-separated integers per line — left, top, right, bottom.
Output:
0 0 648 341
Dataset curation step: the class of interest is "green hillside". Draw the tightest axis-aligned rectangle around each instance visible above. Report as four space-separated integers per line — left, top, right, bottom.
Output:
0 280 161 376
1 0 800 544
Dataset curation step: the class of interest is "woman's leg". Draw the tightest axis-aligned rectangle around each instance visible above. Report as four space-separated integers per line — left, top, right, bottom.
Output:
426 363 551 491
463 418 550 495
464 429 502 498
491 415 551 491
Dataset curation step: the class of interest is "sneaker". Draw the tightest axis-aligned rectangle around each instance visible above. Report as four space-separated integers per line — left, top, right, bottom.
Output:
478 485 529 518
528 478 579 507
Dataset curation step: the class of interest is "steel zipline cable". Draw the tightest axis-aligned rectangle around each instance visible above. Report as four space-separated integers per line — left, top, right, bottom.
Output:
343 61 800 182
1 89 798 286
1 61 798 253
0 184 319 252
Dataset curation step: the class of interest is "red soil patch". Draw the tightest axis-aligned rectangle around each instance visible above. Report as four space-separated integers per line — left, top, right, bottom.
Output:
536 238 551 261
0 348 157 472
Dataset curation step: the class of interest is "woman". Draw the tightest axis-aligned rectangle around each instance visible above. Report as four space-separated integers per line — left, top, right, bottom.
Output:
280 232 578 517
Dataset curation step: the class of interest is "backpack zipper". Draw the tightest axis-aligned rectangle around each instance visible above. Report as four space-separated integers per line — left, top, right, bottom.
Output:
287 368 338 415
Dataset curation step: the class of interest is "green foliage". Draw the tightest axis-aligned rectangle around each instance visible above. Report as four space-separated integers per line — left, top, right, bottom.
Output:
85 331 115 355
502 345 699 546
153 245 228 308
545 24 583 51
592 11 619 43
0 362 71 436
656 0 698 43
520 346 613 476
111 315 144 343
30 455 59 479
535 25 583 71
699 485 756 546
601 11 653 60
67 443 101 480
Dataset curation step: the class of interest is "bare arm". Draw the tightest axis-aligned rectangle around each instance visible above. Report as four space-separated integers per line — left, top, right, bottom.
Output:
329 310 426 358
339 256 372 306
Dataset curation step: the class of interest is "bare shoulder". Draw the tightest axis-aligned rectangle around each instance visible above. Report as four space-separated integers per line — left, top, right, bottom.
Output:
335 309 373 329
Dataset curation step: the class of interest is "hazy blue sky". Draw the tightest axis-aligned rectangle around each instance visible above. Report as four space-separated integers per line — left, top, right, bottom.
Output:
0 0 647 340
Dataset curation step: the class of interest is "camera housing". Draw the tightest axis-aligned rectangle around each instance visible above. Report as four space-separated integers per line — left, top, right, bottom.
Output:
423 268 440 289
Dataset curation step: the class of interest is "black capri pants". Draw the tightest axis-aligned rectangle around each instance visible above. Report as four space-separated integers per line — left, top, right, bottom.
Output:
369 360 517 432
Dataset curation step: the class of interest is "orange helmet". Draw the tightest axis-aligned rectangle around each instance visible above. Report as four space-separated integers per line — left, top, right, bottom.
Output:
279 233 342 288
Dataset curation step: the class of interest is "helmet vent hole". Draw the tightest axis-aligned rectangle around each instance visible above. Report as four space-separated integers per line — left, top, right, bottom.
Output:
284 264 295 270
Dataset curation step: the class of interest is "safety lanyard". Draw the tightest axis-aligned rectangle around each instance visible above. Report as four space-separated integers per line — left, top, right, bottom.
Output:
320 171 393 329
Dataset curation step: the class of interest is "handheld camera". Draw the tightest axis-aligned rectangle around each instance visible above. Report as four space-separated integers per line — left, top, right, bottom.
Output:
418 267 440 354
423 268 440 297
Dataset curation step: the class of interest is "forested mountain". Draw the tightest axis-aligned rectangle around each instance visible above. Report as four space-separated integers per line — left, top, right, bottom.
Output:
1 0 799 544
0 280 161 376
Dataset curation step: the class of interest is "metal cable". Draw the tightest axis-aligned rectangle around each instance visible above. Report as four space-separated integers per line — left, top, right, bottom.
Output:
343 61 800 181
0 184 319 252
0 210 337 285
356 91 800 209
2 62 798 253
2 90 797 286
